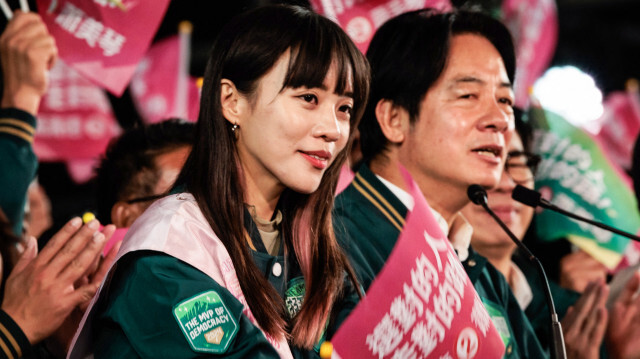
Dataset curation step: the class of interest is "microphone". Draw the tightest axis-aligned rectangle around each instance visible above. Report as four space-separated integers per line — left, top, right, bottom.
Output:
513 185 640 242
467 185 567 359
467 184 488 206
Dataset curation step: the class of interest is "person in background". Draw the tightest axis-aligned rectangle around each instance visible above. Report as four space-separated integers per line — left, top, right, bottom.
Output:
70 4 369 358
0 10 117 358
94 118 194 228
461 116 608 358
23 179 53 240
463 115 640 359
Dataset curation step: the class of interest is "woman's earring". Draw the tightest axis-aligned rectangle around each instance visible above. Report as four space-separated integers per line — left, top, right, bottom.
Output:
231 124 239 132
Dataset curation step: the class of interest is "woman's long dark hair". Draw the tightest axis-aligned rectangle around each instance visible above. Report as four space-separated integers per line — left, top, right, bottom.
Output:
174 5 369 348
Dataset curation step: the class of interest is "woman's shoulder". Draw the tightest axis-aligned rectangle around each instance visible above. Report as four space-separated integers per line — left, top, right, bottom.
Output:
121 193 213 251
135 193 202 227
117 193 237 290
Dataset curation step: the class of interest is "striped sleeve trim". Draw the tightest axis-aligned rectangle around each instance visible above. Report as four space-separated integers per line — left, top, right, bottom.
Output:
0 337 14 359
0 118 35 143
0 322 20 359
0 311 31 359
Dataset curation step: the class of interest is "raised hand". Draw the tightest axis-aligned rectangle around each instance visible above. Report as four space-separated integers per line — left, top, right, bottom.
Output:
0 10 57 114
1 218 114 344
561 279 608 359
559 250 608 293
607 272 640 359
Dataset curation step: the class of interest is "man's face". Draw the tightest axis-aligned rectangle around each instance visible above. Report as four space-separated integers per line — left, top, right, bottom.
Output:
462 132 535 253
400 34 515 197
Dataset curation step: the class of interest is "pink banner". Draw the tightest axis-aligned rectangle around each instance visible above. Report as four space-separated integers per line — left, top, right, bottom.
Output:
332 173 504 358
310 0 451 53
36 0 171 96
34 60 120 162
595 91 640 171
501 0 557 108
129 36 200 124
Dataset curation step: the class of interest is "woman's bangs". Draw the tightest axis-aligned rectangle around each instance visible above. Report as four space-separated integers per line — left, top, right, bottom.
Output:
280 15 369 132
282 29 354 98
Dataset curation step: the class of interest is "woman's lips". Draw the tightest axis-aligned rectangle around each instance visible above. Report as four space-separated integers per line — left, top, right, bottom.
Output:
299 150 331 169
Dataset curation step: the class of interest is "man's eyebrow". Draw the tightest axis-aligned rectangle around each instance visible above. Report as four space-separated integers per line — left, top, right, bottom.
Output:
450 76 513 89
454 76 484 85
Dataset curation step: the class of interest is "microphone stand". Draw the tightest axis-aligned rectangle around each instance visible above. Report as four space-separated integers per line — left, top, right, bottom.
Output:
468 185 567 359
538 197 640 242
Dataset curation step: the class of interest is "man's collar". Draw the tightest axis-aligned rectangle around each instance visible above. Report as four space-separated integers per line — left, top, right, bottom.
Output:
376 175 414 210
374 171 473 262
510 261 534 310
430 209 473 262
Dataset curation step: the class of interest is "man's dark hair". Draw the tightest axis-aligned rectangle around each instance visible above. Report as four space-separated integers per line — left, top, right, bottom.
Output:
94 118 195 223
360 8 516 162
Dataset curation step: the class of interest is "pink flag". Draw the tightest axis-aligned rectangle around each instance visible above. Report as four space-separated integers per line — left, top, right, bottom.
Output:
129 36 201 124
332 171 504 358
595 91 640 171
501 0 558 108
36 0 171 96
310 0 451 54
34 60 120 163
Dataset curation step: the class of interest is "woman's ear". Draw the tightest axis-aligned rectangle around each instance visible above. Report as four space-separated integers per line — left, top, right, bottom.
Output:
220 79 243 126
375 99 409 144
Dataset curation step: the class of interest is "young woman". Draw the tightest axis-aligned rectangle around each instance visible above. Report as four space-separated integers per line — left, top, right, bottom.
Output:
70 4 369 358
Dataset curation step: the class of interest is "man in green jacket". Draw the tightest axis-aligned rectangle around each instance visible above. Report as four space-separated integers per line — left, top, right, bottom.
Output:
334 9 547 358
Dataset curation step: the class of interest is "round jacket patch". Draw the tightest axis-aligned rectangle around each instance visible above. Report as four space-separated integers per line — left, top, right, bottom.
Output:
173 290 239 354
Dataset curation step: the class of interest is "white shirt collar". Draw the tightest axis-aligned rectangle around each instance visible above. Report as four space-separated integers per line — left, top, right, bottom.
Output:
441 211 473 262
376 175 414 210
376 174 472 261
510 261 534 310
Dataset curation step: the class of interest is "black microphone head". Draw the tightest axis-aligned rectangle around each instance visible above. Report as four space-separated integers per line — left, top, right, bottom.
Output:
512 185 541 208
467 184 488 206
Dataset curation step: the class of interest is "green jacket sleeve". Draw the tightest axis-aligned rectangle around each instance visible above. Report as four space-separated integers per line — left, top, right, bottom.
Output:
93 251 281 358
0 309 33 359
0 108 37 236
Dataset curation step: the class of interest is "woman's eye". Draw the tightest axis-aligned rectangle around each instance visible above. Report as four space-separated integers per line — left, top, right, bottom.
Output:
339 104 353 115
300 94 318 104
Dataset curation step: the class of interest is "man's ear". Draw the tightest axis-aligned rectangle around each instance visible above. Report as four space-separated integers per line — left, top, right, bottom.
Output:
111 201 143 228
375 99 409 144
220 79 244 126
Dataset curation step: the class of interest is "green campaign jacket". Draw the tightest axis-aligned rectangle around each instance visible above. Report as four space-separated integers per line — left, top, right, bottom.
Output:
333 164 548 359
89 202 357 359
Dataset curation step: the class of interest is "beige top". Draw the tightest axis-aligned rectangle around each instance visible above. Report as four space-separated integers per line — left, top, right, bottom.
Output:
247 205 283 256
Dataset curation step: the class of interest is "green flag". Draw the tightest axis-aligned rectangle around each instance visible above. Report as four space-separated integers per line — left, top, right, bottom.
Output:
529 107 640 269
